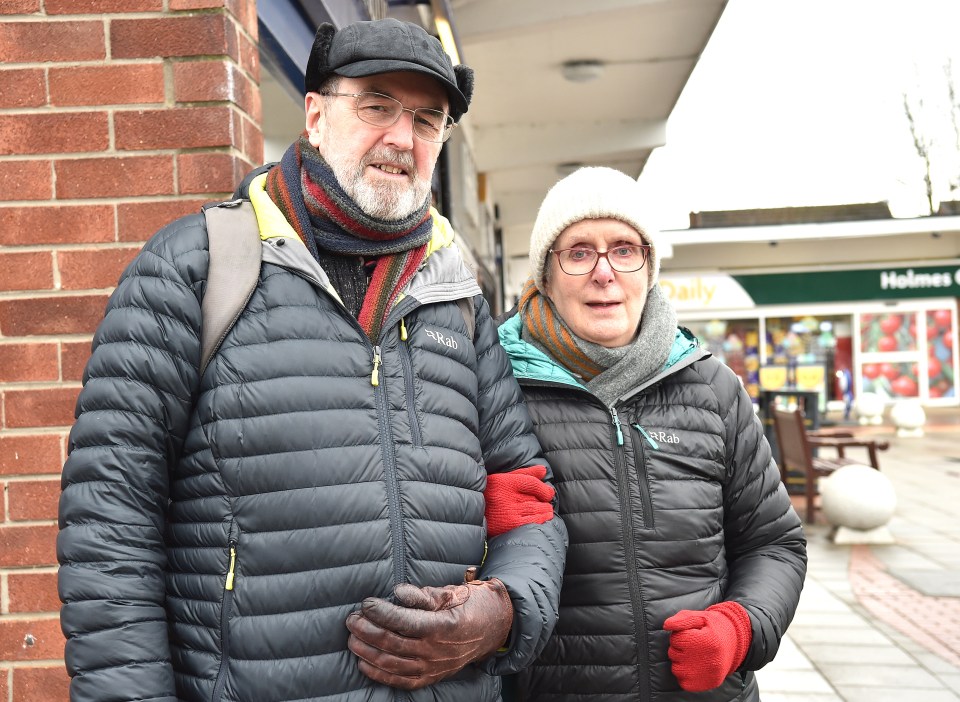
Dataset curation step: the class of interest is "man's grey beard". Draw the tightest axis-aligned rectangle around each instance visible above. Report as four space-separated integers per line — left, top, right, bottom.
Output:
325 146 433 221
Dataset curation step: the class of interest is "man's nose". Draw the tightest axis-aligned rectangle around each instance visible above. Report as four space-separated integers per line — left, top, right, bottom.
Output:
382 109 415 151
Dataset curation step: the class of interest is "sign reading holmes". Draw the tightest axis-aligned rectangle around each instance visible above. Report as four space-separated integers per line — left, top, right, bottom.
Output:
659 264 960 310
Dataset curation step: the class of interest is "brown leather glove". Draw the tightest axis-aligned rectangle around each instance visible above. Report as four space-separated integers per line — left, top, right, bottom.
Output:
345 569 514 690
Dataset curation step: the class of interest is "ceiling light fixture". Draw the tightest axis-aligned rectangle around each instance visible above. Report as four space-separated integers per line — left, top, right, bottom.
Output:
561 59 605 83
556 162 585 177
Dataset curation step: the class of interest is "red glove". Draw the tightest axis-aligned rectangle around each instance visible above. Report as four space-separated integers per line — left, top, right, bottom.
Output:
663 601 752 692
483 465 555 537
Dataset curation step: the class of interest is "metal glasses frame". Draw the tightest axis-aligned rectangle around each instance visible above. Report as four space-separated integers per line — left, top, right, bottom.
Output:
326 91 457 143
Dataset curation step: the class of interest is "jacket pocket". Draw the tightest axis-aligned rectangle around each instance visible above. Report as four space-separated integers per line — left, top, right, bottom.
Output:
630 424 656 529
398 327 424 447
211 539 238 702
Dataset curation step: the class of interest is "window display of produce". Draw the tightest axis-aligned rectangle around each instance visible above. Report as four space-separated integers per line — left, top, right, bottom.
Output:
927 309 955 399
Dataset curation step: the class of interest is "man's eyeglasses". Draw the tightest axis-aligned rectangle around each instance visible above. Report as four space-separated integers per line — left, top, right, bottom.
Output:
326 91 456 143
550 245 650 275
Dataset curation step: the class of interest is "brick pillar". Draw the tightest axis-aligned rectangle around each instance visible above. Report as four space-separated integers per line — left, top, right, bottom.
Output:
0 0 261 696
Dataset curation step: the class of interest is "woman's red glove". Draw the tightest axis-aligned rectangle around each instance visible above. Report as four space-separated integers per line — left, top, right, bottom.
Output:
483 465 555 537
663 601 752 692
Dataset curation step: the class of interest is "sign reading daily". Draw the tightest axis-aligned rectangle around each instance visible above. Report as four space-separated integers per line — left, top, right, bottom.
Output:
659 264 960 309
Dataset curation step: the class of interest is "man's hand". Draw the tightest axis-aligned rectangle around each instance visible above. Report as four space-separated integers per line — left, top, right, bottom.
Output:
662 601 752 692
345 571 514 690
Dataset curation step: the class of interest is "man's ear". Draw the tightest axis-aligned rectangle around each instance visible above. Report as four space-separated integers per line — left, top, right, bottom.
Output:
304 93 326 148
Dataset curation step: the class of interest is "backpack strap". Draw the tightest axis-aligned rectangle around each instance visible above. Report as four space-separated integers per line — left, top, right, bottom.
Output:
200 199 261 375
456 297 475 342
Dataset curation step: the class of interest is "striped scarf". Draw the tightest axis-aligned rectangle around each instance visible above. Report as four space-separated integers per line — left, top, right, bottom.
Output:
517 279 605 381
266 134 432 340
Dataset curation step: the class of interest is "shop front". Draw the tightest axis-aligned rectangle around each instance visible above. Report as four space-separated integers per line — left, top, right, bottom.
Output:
659 263 960 408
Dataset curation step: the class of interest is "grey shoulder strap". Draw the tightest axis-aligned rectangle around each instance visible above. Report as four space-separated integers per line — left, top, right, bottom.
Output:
456 296 475 342
200 200 261 375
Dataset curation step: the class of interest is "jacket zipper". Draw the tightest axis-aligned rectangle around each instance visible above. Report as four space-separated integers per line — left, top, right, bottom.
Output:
397 318 424 447
370 344 408 587
629 424 656 530
607 409 652 702
610 407 625 446
211 538 238 702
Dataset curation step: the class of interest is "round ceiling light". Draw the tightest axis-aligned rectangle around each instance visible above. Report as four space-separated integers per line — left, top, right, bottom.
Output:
561 59 606 83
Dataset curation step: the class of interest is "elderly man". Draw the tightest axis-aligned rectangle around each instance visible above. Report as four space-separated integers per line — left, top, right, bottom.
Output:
58 18 566 702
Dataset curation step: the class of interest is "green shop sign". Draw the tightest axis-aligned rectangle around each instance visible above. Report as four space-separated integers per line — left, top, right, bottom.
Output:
659 265 960 310
732 265 960 305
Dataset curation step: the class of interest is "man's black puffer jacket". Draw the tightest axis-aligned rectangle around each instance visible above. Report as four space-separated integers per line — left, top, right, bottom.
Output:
498 314 806 702
57 175 567 702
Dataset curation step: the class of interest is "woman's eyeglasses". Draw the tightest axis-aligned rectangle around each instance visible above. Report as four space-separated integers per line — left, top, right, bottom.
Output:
550 245 650 275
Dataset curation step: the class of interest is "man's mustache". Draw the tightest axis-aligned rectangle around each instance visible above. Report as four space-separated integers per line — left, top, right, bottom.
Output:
360 148 418 179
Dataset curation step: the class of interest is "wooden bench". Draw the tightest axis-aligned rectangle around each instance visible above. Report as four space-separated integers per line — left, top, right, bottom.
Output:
772 407 889 524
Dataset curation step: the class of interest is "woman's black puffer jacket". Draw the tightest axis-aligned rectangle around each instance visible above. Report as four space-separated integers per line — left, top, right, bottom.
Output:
57 177 567 702
498 314 806 702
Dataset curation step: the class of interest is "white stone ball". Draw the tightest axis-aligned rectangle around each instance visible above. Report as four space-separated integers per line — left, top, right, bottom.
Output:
890 400 926 430
820 465 897 530
855 392 885 422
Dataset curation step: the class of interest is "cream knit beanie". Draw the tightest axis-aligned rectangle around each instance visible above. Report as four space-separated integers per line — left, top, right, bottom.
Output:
529 166 659 293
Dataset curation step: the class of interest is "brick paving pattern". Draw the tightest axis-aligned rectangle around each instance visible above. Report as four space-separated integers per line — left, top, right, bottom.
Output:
757 408 960 701
850 544 960 668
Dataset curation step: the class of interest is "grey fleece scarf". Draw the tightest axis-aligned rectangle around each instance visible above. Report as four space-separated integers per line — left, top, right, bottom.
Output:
582 285 677 406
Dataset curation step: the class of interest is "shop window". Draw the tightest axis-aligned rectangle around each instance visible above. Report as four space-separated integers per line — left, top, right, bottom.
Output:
860 312 917 352
687 320 761 400
927 309 955 399
860 361 919 398
763 315 851 409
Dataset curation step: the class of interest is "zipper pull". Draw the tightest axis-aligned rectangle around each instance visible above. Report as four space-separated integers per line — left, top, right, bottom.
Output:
371 346 382 386
633 423 659 450
399 317 408 341
225 543 237 591
610 408 624 446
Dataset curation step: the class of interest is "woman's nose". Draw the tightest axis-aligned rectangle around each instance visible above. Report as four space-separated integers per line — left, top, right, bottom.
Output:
591 253 616 283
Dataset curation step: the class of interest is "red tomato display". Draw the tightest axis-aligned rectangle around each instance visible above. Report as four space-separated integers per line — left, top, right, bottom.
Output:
880 363 900 380
933 309 952 329
928 357 942 378
891 375 918 396
879 315 902 334
862 363 880 379
877 336 898 352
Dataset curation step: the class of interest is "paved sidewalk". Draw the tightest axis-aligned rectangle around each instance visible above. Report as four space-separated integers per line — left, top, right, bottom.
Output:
756 409 960 701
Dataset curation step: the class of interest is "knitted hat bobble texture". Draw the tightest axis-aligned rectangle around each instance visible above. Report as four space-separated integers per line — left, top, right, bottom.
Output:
529 167 660 293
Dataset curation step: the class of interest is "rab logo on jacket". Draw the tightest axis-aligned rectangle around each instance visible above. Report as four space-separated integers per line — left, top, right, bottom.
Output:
425 329 459 349
648 430 680 444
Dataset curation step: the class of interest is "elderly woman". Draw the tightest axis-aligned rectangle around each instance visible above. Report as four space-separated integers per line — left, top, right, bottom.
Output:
489 167 807 701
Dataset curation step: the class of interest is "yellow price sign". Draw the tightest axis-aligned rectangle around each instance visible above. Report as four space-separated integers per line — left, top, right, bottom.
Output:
759 366 788 390
795 365 825 391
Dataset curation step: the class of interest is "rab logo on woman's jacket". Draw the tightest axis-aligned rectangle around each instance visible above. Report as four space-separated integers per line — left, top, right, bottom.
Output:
425 329 459 349
647 430 680 444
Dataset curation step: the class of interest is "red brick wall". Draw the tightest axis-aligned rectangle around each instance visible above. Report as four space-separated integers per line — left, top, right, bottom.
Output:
0 0 262 696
